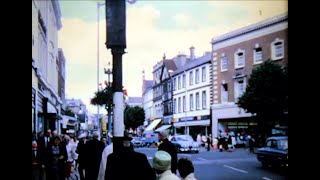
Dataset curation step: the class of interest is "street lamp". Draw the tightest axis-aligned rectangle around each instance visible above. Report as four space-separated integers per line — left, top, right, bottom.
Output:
104 62 113 145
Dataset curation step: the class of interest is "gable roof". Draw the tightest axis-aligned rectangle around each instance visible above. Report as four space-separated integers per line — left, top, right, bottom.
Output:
173 52 212 76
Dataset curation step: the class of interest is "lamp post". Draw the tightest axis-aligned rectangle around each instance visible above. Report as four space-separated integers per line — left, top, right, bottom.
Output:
104 62 113 145
97 2 105 131
105 0 127 153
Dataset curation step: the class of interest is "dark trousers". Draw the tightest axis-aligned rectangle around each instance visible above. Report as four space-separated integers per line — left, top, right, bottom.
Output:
78 164 85 180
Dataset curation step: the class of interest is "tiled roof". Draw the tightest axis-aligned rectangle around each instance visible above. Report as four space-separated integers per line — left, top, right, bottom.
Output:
163 60 177 71
143 80 154 93
173 52 212 76
212 13 288 44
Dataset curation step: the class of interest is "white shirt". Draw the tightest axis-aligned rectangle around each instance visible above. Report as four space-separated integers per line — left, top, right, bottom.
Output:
97 143 113 180
66 142 76 162
158 170 180 180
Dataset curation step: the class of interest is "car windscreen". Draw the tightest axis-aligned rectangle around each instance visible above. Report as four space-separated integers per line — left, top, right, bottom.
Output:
176 137 188 141
278 139 288 150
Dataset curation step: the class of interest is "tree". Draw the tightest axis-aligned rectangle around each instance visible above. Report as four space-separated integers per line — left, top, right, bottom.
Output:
90 85 113 109
124 105 145 130
63 108 75 117
237 60 288 127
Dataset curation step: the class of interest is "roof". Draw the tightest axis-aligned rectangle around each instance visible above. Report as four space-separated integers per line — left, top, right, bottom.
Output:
212 13 288 44
173 52 212 76
163 60 177 71
266 136 288 141
128 97 143 104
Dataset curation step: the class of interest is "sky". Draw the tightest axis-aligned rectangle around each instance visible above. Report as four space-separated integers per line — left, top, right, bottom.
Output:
58 0 288 114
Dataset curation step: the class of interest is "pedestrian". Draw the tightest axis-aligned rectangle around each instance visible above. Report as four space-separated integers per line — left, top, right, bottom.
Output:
158 130 178 174
76 133 88 180
249 135 255 153
43 136 67 180
152 150 180 180
207 134 212 151
97 131 113 180
85 131 106 180
177 158 197 180
105 132 156 180
64 135 77 179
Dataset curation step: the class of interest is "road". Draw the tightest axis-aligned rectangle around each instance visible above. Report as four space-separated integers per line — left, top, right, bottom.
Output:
135 147 288 180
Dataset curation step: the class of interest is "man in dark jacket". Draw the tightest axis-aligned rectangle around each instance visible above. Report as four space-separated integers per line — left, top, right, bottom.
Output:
105 132 156 180
76 133 88 180
85 131 106 180
158 130 178 174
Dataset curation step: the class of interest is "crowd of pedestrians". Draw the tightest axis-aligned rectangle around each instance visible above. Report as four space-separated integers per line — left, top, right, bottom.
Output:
32 129 198 180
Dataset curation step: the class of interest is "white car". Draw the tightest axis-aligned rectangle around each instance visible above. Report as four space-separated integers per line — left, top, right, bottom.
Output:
171 135 200 153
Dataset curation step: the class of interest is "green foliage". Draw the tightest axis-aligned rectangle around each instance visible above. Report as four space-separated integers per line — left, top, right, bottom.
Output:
237 60 288 118
124 105 145 129
64 108 75 117
90 85 113 109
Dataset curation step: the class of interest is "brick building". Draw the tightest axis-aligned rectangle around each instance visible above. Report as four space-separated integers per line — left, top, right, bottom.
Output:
210 13 288 138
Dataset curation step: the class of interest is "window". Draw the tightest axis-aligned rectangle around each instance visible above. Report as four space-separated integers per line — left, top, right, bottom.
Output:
173 78 176 90
221 83 228 103
234 49 245 69
271 39 284 60
254 47 263 64
174 98 177 113
182 74 186 88
189 71 193 85
196 93 200 110
178 97 181 113
202 66 206 82
190 94 194 111
234 79 246 101
202 91 207 109
221 56 228 71
183 96 186 112
195 69 200 84
178 76 181 89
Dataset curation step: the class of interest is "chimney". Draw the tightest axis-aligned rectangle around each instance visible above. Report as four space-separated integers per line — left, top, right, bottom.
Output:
190 46 195 60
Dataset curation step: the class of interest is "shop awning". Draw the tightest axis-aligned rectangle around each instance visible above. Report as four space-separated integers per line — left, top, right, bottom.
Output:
155 125 172 132
144 119 161 132
47 102 57 113
173 120 210 127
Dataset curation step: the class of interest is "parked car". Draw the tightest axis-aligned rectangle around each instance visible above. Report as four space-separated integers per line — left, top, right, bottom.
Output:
171 135 200 153
142 132 159 147
256 136 288 168
131 137 146 148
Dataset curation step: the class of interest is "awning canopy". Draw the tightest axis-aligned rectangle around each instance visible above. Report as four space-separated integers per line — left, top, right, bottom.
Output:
47 102 57 113
155 125 172 132
173 120 210 127
144 119 161 132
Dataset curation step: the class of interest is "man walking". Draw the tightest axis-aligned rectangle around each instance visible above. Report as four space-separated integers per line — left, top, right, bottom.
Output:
158 130 178 174
105 132 156 180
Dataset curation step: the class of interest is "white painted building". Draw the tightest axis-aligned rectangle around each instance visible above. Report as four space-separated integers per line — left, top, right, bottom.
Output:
32 0 63 134
142 79 154 125
172 48 212 137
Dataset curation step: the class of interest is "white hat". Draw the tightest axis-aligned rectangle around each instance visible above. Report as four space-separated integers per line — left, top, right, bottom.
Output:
153 151 171 171
78 133 86 139
93 131 100 137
